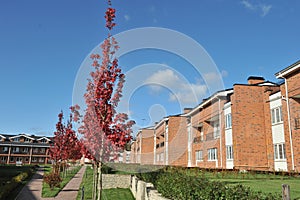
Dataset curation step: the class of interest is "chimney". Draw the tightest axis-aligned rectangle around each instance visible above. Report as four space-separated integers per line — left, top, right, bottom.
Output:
247 76 265 85
183 108 192 114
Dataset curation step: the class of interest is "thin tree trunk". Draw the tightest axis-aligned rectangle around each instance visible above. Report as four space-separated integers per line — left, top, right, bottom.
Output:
97 162 102 200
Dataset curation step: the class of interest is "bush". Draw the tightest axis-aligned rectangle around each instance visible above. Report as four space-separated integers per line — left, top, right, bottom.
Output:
43 172 62 190
137 168 281 200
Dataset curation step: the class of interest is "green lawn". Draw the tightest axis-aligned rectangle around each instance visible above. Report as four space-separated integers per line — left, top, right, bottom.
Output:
77 166 134 200
42 165 81 197
197 170 300 199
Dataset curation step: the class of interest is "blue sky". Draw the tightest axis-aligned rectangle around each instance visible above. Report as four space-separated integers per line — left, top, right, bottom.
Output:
0 0 299 136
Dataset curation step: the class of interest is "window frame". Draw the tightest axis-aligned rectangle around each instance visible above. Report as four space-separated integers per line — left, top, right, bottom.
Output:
271 106 283 125
226 145 233 160
195 150 203 161
225 113 232 129
274 143 286 160
208 148 217 161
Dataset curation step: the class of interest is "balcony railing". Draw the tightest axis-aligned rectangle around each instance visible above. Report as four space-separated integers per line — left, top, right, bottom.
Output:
193 136 202 143
206 131 220 141
295 117 300 130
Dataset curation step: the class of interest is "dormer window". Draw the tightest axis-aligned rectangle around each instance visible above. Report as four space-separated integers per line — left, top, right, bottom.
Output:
24 137 30 143
41 139 46 143
13 138 20 142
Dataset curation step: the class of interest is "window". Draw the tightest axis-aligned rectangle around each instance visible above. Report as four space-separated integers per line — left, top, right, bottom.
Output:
195 150 203 161
13 137 20 142
40 148 45 153
226 145 233 160
24 137 30 143
208 148 217 161
225 113 232 129
0 157 6 162
160 153 164 162
39 158 45 163
274 143 286 160
33 148 38 153
16 157 22 162
3 147 8 152
213 121 220 138
41 139 47 143
10 157 14 162
23 147 29 153
271 106 283 124
199 127 204 141
12 147 19 153
32 157 37 162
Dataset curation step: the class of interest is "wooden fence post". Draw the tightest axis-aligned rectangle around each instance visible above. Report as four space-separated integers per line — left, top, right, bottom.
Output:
282 184 290 200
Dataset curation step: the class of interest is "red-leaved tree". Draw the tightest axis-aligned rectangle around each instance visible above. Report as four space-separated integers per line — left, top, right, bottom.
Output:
72 1 135 199
50 111 83 175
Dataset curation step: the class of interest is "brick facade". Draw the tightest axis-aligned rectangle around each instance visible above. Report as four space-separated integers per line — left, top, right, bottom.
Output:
131 60 300 172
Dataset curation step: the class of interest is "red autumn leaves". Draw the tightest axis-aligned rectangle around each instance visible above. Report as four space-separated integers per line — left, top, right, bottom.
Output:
105 7 116 30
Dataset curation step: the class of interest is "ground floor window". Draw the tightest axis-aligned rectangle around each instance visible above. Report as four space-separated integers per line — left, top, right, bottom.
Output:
274 143 286 160
0 157 6 162
208 148 217 161
226 145 233 160
10 157 14 162
32 157 37 162
195 150 203 161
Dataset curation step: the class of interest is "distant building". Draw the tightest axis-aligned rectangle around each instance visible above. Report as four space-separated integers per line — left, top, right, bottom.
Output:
0 133 52 165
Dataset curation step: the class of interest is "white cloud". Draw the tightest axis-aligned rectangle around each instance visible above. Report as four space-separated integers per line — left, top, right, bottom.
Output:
124 14 130 21
144 69 207 104
240 0 272 17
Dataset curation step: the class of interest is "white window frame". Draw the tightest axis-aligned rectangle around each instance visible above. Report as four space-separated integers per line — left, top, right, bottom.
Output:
271 106 283 124
24 137 30 143
13 138 20 142
226 145 233 160
0 157 6 161
195 150 203 161
160 152 164 162
208 148 217 161
213 121 220 138
274 143 286 160
225 113 232 129
13 147 19 153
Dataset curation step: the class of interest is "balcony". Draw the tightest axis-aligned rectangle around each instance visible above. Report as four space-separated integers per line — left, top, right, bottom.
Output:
295 117 300 130
206 131 220 141
193 136 202 143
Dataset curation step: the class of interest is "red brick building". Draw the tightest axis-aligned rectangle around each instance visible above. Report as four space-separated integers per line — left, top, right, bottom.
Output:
131 60 300 172
0 133 52 165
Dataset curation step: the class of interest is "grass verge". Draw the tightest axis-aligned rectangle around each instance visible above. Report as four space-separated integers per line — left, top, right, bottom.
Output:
42 165 81 198
195 170 300 199
77 166 134 200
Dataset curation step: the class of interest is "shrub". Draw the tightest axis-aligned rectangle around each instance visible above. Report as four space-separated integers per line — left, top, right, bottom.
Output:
137 168 281 200
43 172 62 190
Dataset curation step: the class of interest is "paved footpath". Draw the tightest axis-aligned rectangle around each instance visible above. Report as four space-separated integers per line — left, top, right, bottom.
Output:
15 165 86 200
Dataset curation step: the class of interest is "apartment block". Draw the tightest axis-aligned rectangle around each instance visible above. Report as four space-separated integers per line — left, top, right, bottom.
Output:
0 133 52 165
153 115 188 166
131 60 300 172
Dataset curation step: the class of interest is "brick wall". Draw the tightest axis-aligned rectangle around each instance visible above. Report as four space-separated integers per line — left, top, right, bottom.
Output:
231 84 275 171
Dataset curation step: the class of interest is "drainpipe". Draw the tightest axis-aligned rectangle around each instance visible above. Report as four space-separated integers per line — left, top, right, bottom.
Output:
218 98 223 168
283 77 295 171
153 130 156 164
187 117 192 167
165 121 168 165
